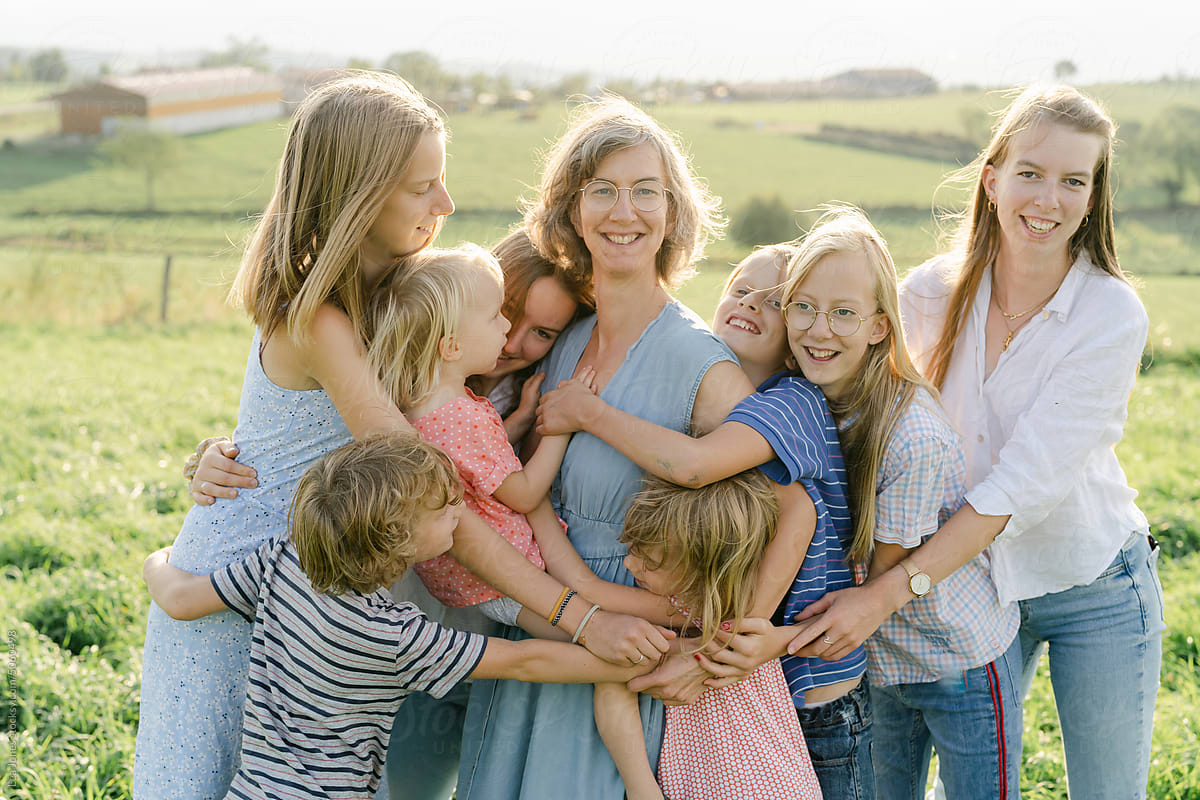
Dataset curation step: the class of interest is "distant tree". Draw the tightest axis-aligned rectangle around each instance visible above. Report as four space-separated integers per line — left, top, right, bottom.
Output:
552 72 591 100
732 196 797 247
29 49 68 82
1141 106 1200 209
383 51 448 98
346 57 374 71
200 37 269 71
97 130 181 212
959 106 992 147
600 79 639 100
1054 60 1078 82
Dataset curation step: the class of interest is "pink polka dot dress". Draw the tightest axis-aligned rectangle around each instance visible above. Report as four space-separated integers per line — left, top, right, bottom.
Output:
658 659 823 800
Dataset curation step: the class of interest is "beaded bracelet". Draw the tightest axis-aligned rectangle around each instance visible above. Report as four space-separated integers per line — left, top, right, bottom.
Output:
546 587 571 625
571 604 602 645
550 589 577 628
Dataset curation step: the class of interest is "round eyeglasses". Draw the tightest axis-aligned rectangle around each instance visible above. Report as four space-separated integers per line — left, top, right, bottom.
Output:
579 179 670 213
782 301 876 337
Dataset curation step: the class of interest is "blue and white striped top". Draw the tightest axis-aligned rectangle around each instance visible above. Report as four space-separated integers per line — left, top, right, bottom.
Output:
211 536 486 799
726 372 867 704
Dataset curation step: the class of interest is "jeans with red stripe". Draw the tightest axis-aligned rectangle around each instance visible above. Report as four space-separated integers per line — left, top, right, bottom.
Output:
870 634 1022 800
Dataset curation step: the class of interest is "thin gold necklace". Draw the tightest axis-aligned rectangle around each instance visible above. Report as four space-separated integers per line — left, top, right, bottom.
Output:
992 283 1058 351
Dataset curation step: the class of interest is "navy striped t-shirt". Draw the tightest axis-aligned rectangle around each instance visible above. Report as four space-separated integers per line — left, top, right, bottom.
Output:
211 536 486 799
725 371 867 703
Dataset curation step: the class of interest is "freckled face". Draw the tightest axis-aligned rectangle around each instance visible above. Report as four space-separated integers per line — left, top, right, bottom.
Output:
982 122 1103 261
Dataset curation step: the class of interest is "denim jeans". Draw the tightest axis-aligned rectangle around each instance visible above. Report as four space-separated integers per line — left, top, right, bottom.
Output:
797 677 876 800
1018 533 1164 800
871 635 1022 800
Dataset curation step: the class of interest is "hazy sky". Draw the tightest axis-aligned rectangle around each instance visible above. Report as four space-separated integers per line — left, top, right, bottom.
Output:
10 0 1200 88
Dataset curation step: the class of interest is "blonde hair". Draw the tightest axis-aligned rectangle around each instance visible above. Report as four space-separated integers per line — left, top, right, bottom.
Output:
621 470 779 651
781 206 937 564
291 431 462 595
719 242 798 300
927 85 1125 389
367 243 504 410
231 71 446 345
525 96 725 290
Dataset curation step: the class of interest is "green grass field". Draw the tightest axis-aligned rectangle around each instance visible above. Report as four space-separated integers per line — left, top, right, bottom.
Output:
2 81 1199 797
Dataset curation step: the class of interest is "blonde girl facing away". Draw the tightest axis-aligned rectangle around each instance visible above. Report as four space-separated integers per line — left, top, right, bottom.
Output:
792 88 1162 799
607 471 822 800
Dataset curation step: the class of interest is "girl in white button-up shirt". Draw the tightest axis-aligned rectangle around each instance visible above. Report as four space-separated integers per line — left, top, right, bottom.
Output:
789 86 1164 799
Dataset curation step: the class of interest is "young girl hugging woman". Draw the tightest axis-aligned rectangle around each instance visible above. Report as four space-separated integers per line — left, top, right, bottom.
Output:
612 470 823 800
779 207 1021 799
469 227 594 443
537 241 872 798
134 71 455 799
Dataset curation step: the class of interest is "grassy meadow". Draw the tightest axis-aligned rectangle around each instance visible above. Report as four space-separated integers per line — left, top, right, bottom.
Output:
2 81 1199 798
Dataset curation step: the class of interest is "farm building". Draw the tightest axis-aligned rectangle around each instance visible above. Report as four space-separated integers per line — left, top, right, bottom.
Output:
50 67 283 136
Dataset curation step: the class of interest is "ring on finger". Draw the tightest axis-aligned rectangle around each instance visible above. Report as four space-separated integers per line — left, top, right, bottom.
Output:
632 653 645 664
822 636 833 645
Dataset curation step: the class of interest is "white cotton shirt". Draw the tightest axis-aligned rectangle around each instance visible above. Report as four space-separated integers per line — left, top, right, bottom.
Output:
900 252 1149 605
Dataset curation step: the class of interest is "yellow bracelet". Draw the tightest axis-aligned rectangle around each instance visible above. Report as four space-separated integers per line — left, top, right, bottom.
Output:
550 589 576 628
547 587 571 625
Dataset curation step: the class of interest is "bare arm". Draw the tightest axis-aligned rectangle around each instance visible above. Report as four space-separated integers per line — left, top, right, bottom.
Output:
537 361 767 488
491 434 570 514
142 547 228 621
470 636 653 683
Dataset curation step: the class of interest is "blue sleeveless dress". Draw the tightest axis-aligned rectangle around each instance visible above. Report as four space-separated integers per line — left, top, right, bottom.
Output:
457 300 736 800
133 328 353 799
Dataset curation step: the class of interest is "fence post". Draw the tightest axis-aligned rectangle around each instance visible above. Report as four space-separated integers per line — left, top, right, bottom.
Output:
161 255 172 323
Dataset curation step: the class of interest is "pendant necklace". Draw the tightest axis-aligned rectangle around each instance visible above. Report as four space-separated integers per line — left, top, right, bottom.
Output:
992 282 1059 352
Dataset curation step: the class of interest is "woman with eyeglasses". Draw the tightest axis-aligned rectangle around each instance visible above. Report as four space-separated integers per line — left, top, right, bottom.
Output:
789 86 1164 799
454 97 757 799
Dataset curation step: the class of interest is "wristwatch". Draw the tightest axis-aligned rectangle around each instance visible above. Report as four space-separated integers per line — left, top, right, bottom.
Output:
900 557 932 597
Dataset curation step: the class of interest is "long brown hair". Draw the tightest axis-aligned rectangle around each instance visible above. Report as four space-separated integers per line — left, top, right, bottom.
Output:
781 206 937 564
231 71 445 345
926 85 1125 389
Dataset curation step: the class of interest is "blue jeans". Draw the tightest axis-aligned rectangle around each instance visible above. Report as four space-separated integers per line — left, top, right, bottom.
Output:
797 677 876 800
871 635 1022 800
1018 533 1164 800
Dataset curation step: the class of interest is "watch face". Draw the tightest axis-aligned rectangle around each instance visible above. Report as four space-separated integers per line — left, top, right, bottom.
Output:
910 573 932 596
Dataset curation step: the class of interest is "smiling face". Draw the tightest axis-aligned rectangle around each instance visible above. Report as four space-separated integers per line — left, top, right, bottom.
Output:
484 276 579 380
571 142 670 278
785 249 889 403
712 250 791 377
361 131 455 281
983 121 1103 265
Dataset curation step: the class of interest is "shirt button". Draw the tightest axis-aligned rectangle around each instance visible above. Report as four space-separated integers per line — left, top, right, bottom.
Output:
977 434 985 443
1041 311 1050 320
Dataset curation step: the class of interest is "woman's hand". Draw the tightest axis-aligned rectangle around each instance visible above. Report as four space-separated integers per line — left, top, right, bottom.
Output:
536 367 601 436
189 440 257 505
578 608 674 666
787 583 894 662
626 651 711 706
697 617 790 688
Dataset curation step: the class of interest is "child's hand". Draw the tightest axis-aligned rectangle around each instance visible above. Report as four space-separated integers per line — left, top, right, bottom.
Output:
501 372 546 444
142 546 172 584
578 609 674 666
697 617 786 688
536 370 604 436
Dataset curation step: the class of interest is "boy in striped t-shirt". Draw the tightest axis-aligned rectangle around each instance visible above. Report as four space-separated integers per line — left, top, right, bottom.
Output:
142 431 651 799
